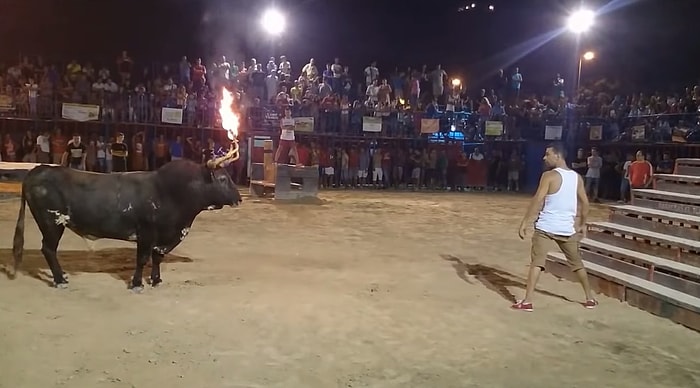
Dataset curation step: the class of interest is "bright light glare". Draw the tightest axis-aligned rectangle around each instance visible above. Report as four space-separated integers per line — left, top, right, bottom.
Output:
261 9 286 35
451 78 461 87
488 5 494 11
567 9 595 34
582 51 595 60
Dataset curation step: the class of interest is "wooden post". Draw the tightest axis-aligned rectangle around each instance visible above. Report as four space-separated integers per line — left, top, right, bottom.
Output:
263 139 276 183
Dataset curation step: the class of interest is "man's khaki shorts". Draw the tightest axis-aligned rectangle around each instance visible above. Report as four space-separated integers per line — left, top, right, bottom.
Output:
531 229 584 272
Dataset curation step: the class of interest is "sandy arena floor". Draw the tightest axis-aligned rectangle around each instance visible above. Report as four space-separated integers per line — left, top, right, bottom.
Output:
0 191 698 387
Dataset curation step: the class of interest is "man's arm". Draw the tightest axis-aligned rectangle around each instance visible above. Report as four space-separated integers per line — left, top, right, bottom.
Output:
61 151 68 166
575 174 590 232
519 171 551 233
645 161 654 186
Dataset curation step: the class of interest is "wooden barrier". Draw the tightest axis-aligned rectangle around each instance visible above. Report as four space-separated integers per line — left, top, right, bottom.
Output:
546 158 700 331
0 162 60 199
249 140 319 200
274 164 319 200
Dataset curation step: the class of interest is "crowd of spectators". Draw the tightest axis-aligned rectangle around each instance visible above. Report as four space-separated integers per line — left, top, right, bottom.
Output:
0 52 698 141
0 50 698 201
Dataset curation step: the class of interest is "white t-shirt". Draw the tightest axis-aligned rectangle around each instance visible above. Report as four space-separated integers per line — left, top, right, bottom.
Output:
280 118 295 141
36 135 50 153
586 155 602 179
622 160 631 180
470 152 484 161
97 141 106 159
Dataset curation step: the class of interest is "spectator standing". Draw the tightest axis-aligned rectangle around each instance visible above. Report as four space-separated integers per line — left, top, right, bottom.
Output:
585 147 602 203
628 150 654 190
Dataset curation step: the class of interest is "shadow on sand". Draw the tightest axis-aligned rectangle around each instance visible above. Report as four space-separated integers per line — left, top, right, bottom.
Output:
441 254 575 304
0 248 193 287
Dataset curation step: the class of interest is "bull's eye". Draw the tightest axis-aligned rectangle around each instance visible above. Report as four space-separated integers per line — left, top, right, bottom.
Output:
218 175 227 183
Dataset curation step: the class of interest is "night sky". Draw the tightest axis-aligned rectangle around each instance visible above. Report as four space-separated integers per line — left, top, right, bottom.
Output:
1 0 696 93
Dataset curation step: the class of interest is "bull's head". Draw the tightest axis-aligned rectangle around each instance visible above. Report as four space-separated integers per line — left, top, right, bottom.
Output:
204 141 242 210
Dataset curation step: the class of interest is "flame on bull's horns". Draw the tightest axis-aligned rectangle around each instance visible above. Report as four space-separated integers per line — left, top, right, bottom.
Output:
219 87 239 140
205 87 241 169
207 140 239 169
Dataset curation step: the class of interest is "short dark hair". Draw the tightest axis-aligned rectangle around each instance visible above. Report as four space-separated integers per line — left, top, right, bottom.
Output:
546 142 567 159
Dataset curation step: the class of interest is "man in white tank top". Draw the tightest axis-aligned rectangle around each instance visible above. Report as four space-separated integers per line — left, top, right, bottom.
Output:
513 143 598 312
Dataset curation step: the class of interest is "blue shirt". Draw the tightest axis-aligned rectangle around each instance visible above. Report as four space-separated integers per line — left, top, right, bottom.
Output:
170 141 183 158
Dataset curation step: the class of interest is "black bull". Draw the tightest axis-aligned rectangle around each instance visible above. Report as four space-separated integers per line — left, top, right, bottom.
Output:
11 153 242 291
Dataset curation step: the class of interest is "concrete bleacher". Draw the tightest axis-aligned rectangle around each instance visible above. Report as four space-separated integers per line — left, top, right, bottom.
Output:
546 158 700 331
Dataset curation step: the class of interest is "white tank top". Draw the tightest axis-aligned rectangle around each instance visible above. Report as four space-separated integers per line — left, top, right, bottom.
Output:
534 168 578 236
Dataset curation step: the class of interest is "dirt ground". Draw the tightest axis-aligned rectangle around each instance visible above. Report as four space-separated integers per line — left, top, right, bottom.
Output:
0 191 698 388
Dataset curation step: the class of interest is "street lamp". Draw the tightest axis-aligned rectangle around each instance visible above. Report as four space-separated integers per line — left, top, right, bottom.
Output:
260 8 286 36
576 51 595 92
567 9 595 34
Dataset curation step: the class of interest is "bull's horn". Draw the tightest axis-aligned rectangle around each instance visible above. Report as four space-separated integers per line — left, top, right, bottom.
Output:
207 140 240 169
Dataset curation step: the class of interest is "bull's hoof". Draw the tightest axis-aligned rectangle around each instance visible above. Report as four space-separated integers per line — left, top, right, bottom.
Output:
130 285 145 294
53 282 69 289
150 277 162 287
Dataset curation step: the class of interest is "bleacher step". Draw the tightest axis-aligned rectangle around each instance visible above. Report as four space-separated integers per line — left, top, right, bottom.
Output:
653 174 700 196
580 239 700 297
608 204 700 240
546 252 700 331
632 189 700 217
674 158 700 177
587 221 700 251
586 221 700 266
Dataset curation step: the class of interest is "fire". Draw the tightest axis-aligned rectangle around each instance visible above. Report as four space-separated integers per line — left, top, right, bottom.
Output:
219 87 239 141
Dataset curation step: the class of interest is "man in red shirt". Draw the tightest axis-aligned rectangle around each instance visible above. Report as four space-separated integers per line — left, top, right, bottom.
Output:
628 150 653 189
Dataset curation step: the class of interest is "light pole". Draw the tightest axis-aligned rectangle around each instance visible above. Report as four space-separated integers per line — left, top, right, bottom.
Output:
566 9 595 97
576 51 595 92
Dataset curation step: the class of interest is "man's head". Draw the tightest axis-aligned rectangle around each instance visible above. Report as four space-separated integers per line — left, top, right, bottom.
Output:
543 143 567 169
591 147 599 156
635 150 645 161
116 132 125 143
576 148 584 158
72 134 80 144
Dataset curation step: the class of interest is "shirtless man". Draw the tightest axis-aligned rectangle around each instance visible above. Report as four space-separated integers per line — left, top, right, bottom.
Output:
274 108 300 165
512 143 598 312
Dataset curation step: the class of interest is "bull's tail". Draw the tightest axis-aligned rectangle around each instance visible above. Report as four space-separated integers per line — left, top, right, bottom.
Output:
11 190 27 277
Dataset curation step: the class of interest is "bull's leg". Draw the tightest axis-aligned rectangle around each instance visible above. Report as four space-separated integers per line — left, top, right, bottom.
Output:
131 235 154 292
150 251 164 287
29 209 68 287
40 228 67 287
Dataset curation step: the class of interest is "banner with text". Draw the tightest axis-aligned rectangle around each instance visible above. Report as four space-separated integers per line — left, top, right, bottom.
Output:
484 121 504 136
161 107 184 125
363 116 382 132
294 117 315 133
544 125 563 140
420 118 439 134
61 103 100 122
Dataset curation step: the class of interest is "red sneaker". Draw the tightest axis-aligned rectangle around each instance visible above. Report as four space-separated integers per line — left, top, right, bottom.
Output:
583 299 598 309
511 300 533 312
